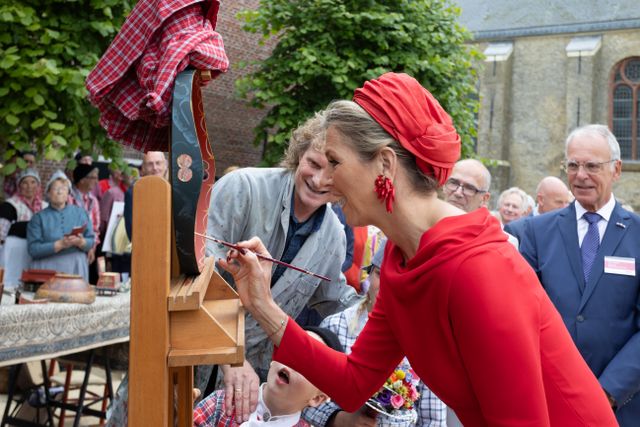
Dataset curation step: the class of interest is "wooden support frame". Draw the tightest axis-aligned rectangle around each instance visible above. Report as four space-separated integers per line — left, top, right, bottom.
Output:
128 176 244 426
129 176 172 426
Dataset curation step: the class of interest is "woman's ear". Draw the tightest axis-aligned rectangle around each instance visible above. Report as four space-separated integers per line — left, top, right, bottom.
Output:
378 146 397 178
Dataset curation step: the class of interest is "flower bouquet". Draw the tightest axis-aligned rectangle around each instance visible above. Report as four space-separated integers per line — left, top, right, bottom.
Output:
365 363 420 424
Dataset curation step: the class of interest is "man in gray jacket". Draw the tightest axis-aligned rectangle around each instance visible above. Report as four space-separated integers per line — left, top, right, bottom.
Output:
204 111 360 423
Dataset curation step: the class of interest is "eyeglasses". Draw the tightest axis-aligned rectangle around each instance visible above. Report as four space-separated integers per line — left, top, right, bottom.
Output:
444 178 487 197
563 160 615 175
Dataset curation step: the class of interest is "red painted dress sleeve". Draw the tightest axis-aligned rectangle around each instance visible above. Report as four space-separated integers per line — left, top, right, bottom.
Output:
448 248 551 426
273 290 404 412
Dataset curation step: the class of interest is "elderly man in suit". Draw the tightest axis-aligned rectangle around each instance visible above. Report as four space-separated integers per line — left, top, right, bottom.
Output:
515 124 640 426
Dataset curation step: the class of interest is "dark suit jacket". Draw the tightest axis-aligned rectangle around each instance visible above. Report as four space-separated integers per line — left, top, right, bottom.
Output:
517 201 640 426
503 216 528 246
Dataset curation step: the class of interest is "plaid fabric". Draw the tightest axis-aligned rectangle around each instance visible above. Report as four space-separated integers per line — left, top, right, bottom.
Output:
302 305 447 427
194 390 312 427
69 188 101 245
7 194 45 220
13 193 45 216
85 0 229 152
193 390 232 427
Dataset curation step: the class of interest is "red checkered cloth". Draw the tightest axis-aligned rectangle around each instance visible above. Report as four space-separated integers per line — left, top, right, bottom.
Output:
86 0 228 152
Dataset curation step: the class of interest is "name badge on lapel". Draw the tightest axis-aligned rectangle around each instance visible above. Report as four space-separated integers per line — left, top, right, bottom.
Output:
604 256 636 276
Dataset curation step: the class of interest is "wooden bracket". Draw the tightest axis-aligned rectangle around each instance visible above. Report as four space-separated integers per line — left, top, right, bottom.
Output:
168 257 244 367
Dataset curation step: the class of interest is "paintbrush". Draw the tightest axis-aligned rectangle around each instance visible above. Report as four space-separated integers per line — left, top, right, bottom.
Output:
195 232 331 282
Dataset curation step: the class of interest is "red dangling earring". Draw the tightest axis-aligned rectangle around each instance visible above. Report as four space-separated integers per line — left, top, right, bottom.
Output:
374 175 395 213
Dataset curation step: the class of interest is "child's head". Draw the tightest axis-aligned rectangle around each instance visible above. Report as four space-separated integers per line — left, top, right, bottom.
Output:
264 327 343 415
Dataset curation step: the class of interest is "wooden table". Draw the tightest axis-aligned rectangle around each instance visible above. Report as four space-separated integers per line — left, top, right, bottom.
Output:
0 292 129 368
0 292 130 426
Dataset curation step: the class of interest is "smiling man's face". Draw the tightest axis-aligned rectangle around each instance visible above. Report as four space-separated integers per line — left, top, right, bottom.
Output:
292 147 334 221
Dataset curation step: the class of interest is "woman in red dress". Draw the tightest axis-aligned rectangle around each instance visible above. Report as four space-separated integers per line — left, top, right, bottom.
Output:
219 72 617 426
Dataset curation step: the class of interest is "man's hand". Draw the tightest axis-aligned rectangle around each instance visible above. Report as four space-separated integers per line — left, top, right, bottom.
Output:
221 360 260 423
328 407 377 427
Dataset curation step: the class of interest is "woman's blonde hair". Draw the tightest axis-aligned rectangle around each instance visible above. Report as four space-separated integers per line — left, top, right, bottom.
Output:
323 100 438 194
280 111 327 171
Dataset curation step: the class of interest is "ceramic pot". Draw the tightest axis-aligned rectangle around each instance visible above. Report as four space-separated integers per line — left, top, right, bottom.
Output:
35 273 96 304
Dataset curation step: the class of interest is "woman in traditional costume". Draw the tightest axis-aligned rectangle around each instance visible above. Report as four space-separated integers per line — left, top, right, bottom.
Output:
0 168 46 288
27 170 94 282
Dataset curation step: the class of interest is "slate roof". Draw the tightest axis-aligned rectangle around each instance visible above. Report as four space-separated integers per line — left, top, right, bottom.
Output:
454 0 640 40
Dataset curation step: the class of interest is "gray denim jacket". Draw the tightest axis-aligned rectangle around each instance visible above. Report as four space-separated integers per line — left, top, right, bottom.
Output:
206 167 360 371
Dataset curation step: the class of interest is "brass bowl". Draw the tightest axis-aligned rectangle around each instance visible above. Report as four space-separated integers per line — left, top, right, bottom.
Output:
35 273 96 304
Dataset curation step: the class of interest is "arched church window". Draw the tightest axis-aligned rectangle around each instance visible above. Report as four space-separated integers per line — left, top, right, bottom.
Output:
610 57 640 160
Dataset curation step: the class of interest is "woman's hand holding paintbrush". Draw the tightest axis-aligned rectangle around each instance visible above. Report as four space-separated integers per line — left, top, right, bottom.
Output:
195 232 331 282
211 236 291 345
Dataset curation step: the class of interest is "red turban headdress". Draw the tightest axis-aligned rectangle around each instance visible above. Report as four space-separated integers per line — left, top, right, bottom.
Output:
353 72 461 186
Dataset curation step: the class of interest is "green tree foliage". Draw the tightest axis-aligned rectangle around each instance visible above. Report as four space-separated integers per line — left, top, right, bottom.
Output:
0 0 133 175
237 0 482 165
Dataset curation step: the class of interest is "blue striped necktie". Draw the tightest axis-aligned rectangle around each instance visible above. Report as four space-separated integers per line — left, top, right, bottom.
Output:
581 212 601 283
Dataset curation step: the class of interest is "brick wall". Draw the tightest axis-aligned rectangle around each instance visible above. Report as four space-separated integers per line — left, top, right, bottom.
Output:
32 146 144 187
201 0 276 173
33 160 65 188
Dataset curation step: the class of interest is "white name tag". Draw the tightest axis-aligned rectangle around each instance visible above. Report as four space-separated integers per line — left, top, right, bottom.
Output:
604 256 636 276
